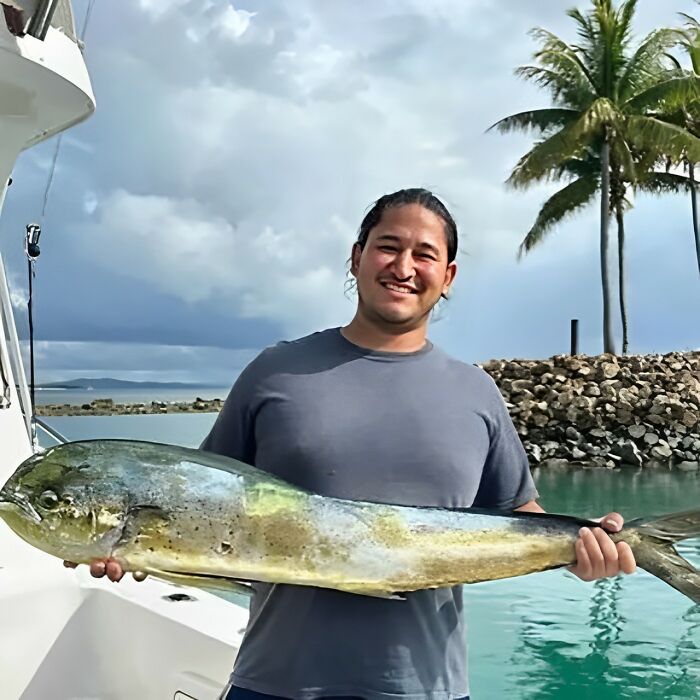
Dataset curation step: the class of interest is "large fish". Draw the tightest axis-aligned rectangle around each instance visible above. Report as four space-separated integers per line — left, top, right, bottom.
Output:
1 439 699 602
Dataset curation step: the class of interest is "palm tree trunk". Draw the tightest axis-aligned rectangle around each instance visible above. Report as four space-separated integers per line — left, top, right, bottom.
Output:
600 141 616 354
616 205 628 354
690 162 699 278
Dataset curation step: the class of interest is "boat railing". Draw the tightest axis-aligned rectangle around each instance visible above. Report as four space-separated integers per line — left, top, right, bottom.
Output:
0 248 33 447
34 415 67 445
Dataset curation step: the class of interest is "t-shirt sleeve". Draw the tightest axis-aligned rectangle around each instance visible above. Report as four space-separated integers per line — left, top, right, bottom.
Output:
199 357 261 464
472 375 539 510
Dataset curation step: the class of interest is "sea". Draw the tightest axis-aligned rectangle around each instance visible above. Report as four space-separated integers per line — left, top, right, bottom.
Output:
39 391 700 700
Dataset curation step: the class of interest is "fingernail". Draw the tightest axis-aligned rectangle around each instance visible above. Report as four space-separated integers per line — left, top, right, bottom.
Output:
579 527 588 537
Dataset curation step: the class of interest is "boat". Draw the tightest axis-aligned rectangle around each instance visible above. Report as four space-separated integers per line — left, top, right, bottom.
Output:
0 3 247 697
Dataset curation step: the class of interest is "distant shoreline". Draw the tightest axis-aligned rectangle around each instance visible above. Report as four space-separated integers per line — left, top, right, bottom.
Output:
36 397 224 416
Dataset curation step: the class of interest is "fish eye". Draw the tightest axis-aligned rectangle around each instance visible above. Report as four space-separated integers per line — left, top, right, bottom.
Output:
38 490 60 510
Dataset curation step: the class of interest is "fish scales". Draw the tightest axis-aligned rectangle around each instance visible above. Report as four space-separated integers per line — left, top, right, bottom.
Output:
2 439 700 602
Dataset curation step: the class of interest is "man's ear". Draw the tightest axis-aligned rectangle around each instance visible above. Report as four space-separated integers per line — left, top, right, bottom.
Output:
350 243 362 276
442 261 457 298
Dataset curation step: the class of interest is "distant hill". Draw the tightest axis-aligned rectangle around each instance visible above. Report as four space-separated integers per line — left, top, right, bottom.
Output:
39 378 220 390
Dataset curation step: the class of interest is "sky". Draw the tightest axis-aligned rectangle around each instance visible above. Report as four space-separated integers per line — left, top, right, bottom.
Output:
1 0 699 385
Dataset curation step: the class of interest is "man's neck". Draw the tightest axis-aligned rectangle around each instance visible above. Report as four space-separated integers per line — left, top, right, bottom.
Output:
341 316 429 353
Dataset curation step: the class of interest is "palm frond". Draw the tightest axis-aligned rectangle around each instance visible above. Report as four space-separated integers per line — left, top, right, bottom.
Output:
627 115 700 162
636 171 693 195
530 27 598 94
625 75 700 112
518 176 599 258
618 29 680 100
508 98 618 187
515 66 594 107
488 109 580 135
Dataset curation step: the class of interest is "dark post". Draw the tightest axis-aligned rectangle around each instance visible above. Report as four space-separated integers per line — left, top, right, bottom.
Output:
570 319 579 355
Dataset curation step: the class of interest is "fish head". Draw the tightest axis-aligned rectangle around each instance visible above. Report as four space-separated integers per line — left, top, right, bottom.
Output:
0 444 129 563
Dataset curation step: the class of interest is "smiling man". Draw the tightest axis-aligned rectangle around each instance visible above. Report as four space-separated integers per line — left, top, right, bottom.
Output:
80 188 635 700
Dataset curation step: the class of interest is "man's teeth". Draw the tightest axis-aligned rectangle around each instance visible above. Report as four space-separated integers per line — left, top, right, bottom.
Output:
384 283 413 294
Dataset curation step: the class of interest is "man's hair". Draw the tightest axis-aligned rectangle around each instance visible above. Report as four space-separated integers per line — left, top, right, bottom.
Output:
355 188 458 263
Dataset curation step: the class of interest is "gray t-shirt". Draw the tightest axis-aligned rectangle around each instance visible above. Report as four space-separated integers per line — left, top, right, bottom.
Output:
200 328 538 700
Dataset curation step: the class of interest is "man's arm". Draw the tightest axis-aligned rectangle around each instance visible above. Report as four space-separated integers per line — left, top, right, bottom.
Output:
514 500 636 581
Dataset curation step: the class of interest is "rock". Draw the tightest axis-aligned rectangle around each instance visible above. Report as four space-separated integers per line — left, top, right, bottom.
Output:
528 444 542 462
532 413 549 427
610 440 643 467
539 458 571 469
600 362 620 379
676 461 699 471
682 410 698 428
644 432 660 445
571 447 587 459
651 444 673 460
511 379 534 393
628 424 646 439
565 426 581 441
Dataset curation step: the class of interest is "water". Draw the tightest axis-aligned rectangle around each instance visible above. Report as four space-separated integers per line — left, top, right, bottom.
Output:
42 414 700 699
34 386 230 406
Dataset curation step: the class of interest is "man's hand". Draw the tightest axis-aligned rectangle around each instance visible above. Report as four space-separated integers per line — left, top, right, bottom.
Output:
515 502 636 582
569 512 636 581
63 559 147 582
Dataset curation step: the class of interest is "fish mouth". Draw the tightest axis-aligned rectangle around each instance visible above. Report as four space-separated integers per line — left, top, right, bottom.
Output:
0 490 42 523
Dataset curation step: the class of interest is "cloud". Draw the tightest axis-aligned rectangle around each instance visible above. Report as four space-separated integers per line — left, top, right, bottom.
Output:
30 340 256 385
1 0 697 381
81 188 355 335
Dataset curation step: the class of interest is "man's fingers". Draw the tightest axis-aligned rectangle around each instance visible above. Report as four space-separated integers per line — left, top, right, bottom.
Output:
89 560 107 578
600 512 624 533
572 536 593 580
581 527 606 578
105 560 124 582
617 541 636 574
592 526 619 577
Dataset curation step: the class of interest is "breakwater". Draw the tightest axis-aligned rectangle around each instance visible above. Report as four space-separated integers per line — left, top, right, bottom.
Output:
480 351 700 470
36 397 224 416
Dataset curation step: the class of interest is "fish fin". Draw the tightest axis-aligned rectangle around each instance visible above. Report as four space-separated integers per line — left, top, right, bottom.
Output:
634 509 700 543
632 542 700 605
114 505 170 549
148 568 255 597
332 585 406 600
628 508 700 605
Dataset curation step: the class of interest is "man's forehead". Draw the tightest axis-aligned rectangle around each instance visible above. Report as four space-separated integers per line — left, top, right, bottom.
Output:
370 224 447 253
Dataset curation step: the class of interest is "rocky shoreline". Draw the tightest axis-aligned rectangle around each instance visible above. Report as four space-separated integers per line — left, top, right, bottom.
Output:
37 351 700 470
480 350 700 471
36 397 224 417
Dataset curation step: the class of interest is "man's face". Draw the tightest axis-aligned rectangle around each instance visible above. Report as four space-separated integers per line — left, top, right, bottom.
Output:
350 203 457 330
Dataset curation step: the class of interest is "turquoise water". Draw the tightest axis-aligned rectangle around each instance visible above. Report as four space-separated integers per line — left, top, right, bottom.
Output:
43 415 700 699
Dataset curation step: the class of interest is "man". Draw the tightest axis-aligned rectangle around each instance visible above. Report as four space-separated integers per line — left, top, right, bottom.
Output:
77 188 636 699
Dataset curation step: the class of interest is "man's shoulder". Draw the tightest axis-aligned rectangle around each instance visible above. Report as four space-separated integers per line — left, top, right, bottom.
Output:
430 345 497 387
243 328 341 375
259 327 339 359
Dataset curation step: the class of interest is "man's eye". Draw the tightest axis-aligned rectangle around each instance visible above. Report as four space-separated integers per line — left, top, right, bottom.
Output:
418 253 436 261
379 246 397 252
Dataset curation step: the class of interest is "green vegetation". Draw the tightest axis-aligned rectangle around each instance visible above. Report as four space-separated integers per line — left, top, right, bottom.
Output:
492 0 700 355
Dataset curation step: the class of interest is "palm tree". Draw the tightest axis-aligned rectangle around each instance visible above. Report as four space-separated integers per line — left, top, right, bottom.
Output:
491 0 700 354
667 8 700 278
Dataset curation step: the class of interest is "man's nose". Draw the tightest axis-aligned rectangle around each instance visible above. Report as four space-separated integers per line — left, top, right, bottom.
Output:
391 250 414 280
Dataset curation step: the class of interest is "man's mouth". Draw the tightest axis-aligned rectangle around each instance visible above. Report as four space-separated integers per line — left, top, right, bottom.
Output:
380 282 417 295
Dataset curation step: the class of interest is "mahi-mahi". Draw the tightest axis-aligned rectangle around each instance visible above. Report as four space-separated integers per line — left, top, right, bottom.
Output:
1 439 699 602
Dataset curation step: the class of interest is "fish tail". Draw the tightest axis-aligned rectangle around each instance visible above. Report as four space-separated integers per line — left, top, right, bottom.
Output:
629 510 700 604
